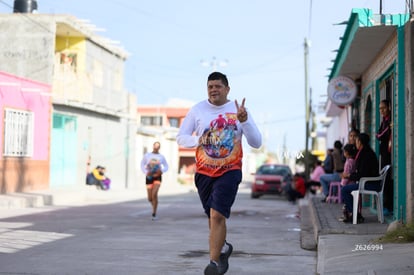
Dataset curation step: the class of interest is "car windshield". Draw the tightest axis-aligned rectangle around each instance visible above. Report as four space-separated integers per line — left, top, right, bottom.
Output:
257 165 290 176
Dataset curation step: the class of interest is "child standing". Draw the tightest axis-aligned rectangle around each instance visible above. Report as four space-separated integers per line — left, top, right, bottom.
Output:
339 143 357 221
340 144 358 186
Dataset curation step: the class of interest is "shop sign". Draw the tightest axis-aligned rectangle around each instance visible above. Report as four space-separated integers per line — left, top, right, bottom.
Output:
327 76 357 106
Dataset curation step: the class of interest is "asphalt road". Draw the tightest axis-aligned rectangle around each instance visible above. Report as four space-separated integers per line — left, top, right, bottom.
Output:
0 185 316 275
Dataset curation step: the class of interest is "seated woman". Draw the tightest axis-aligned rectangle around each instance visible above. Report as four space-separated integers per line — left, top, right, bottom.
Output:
86 165 110 190
340 133 379 223
306 160 325 194
320 140 344 202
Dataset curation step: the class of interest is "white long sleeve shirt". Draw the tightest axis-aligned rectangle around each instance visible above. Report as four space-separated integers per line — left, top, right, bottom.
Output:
177 100 262 177
140 152 169 175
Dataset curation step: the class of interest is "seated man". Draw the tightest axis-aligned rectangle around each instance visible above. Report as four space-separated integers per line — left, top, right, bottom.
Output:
285 173 306 203
340 133 379 223
86 165 108 190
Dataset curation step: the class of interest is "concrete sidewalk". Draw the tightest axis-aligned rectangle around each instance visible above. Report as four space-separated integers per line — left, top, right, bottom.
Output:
0 182 196 221
300 196 414 275
0 181 195 209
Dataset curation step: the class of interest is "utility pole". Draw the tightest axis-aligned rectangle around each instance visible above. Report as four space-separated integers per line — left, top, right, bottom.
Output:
304 38 310 180
124 94 130 189
379 0 383 14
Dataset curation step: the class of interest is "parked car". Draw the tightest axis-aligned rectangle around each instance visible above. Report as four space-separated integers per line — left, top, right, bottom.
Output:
251 164 293 199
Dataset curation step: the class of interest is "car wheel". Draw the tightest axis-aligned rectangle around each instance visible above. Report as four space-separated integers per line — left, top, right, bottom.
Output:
251 192 261 199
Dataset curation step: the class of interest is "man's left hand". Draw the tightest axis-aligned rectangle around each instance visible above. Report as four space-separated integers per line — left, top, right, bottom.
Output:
235 98 248 123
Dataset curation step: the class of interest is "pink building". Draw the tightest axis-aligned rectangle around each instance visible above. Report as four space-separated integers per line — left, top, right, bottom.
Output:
0 71 51 193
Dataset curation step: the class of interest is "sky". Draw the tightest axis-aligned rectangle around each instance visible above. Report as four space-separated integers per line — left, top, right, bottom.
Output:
0 0 409 156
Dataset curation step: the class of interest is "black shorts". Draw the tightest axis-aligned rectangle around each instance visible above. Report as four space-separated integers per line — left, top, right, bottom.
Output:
195 170 242 219
146 175 162 185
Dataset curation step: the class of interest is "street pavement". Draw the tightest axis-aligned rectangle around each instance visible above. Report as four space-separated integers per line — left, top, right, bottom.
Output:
300 196 414 275
2 183 413 275
0 183 316 275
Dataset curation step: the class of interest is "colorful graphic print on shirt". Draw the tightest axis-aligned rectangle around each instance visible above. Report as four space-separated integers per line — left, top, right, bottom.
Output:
147 159 161 176
196 112 242 177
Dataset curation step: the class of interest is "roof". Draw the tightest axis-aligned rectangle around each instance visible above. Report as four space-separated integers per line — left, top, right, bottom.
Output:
325 9 409 116
54 14 129 59
329 8 409 80
0 13 129 59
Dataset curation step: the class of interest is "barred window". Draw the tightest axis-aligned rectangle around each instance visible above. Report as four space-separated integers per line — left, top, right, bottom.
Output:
140 115 163 126
3 109 34 157
168 117 179 128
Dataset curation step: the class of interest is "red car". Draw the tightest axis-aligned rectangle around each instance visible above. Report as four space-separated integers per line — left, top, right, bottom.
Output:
251 164 293 199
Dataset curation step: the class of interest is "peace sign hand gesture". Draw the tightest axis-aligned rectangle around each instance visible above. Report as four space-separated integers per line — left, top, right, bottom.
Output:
235 98 248 123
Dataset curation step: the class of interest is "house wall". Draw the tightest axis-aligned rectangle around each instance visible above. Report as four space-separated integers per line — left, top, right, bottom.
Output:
404 20 414 223
359 32 410 221
0 14 137 192
362 35 398 90
324 106 351 148
0 72 51 193
360 35 397 138
52 104 134 190
85 40 125 111
0 15 55 193
53 37 94 103
52 33 133 189
0 159 49 193
0 15 55 84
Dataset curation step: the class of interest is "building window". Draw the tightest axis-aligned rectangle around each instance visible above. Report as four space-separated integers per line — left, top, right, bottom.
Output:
364 96 372 134
141 116 163 126
168 117 179 128
3 109 34 157
53 114 76 131
60 52 77 73
379 75 393 102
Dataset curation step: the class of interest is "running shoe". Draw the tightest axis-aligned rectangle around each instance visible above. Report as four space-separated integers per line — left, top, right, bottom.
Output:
151 213 158 221
218 242 233 274
204 261 219 275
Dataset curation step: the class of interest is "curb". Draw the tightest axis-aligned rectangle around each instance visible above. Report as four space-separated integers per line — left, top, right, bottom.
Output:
0 192 48 209
309 197 322 242
299 198 317 251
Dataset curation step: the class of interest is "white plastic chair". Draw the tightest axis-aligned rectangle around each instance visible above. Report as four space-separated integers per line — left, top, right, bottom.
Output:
351 165 391 224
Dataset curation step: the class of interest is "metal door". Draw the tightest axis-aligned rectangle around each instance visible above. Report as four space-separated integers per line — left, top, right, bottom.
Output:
50 113 77 187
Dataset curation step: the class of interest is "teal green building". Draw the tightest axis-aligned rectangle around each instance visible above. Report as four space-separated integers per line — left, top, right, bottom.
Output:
326 9 413 223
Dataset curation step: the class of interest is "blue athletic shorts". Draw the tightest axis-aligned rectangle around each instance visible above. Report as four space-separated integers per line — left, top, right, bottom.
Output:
195 170 242 219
